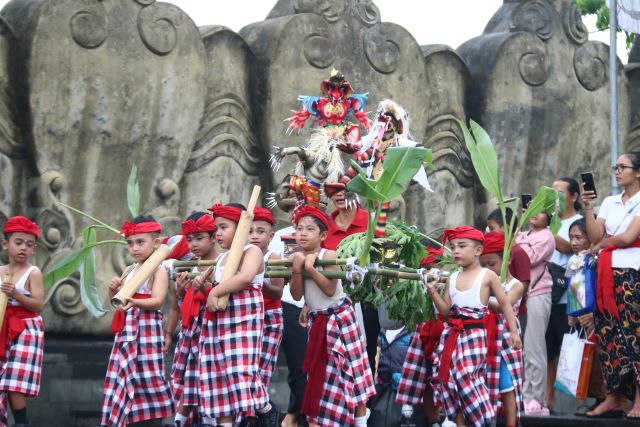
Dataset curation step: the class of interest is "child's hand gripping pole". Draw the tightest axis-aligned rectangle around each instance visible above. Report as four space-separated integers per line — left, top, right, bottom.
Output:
216 185 261 310
111 243 174 309
0 271 13 330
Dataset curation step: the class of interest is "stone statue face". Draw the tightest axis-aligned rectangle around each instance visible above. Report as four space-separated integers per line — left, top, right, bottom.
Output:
294 0 346 22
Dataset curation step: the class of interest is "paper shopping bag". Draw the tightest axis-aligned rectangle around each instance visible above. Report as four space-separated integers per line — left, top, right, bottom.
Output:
575 339 595 400
554 329 586 398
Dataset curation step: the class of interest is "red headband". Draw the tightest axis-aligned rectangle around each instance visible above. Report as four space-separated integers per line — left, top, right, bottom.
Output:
208 203 242 223
442 226 484 244
163 235 190 260
181 215 215 235
294 205 329 230
120 220 162 238
2 216 40 240
253 207 275 226
482 232 505 255
420 245 444 267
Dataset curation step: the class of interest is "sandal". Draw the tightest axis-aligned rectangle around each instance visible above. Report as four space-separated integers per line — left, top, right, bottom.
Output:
626 407 640 419
575 400 602 417
585 401 625 419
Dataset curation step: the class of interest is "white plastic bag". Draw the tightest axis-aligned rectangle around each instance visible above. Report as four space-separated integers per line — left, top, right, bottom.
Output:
554 328 587 397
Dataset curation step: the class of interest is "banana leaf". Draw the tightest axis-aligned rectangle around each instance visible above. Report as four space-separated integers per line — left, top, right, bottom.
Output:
79 227 107 317
127 163 140 218
346 146 432 202
460 119 503 203
43 239 125 289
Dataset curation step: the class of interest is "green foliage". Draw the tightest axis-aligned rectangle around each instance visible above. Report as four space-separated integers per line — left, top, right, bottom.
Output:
383 278 435 331
45 163 140 317
459 119 565 281
79 227 107 317
127 164 140 218
575 0 635 49
346 147 432 202
386 220 427 268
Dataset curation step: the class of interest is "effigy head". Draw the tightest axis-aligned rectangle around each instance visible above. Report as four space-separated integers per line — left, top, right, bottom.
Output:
320 69 354 101
375 99 410 138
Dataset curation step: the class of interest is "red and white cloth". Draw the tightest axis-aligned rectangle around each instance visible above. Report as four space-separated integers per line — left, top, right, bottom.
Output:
101 305 174 425
259 308 283 390
199 288 268 419
432 306 495 427
0 312 43 425
395 318 443 405
302 298 375 426
171 286 207 408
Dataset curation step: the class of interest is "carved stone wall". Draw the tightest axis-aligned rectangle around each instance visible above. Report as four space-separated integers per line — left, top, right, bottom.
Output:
240 0 474 230
0 0 633 335
458 0 629 204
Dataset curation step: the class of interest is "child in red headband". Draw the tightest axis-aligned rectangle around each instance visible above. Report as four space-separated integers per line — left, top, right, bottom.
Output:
0 216 44 426
396 244 445 427
167 211 217 427
101 214 173 426
289 206 375 427
428 226 521 427
198 203 269 427
249 206 284 424
480 232 525 427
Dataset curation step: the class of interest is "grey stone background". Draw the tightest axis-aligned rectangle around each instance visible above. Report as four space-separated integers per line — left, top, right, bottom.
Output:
0 0 634 423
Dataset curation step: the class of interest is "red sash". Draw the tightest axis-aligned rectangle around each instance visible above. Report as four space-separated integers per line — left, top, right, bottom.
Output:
263 294 282 311
180 289 207 328
418 317 444 358
300 303 348 420
597 240 640 318
484 311 499 368
0 306 38 360
438 316 485 384
110 293 150 334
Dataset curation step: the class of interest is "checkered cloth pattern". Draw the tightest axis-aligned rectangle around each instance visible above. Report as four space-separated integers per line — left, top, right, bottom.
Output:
259 307 283 390
490 313 524 423
432 306 495 427
199 288 268 419
0 316 43 424
100 308 174 426
306 299 376 427
171 303 206 408
396 328 429 405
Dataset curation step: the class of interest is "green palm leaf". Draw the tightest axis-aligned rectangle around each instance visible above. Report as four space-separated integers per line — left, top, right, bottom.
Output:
79 227 107 317
460 119 502 203
127 163 140 218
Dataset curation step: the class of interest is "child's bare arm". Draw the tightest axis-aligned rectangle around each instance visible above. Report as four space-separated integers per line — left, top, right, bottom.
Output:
127 267 169 311
210 246 263 297
10 268 45 313
304 250 337 297
263 252 284 300
426 279 450 318
488 273 522 349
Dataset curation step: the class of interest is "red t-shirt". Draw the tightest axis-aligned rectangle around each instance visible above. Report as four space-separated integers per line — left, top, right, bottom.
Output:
323 208 369 250
509 243 531 283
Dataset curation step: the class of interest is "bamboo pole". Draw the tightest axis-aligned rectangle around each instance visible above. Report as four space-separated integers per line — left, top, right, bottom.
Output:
0 271 13 330
111 244 172 309
173 258 349 269
173 267 449 283
215 185 261 310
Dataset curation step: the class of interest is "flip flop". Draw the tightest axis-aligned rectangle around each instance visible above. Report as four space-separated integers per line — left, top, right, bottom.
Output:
626 410 640 419
574 404 590 417
585 408 625 419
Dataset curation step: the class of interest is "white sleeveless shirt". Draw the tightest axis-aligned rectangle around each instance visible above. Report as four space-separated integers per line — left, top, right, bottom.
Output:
489 277 522 313
304 249 344 311
214 244 264 289
449 268 487 309
8 266 37 307
124 264 153 294
263 250 273 286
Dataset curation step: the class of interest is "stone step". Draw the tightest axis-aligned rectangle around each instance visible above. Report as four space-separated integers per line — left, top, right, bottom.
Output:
519 415 639 426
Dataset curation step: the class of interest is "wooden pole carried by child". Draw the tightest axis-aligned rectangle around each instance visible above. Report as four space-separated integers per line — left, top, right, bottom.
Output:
215 185 261 310
111 244 173 309
0 270 12 330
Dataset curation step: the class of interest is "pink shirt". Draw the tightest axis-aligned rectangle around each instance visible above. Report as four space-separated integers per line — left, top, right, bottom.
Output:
515 228 556 298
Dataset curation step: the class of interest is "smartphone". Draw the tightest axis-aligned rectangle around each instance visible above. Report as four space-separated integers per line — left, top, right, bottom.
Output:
520 193 532 209
580 172 597 197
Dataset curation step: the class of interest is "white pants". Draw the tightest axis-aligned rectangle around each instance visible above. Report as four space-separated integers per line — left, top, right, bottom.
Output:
523 292 552 405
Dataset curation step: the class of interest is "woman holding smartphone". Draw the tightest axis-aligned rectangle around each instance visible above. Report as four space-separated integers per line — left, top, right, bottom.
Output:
582 152 640 419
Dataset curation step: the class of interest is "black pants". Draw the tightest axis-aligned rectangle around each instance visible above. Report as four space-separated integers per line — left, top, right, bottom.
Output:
362 303 380 377
281 302 308 414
